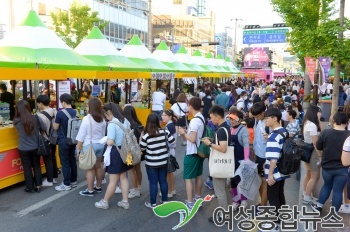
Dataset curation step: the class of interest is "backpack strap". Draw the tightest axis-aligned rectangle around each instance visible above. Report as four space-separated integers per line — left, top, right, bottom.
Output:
109 120 127 133
194 116 206 138
272 129 289 141
35 114 48 137
41 111 53 134
62 109 72 119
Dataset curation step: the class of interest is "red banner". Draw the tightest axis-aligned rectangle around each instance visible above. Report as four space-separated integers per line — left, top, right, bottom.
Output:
305 57 317 84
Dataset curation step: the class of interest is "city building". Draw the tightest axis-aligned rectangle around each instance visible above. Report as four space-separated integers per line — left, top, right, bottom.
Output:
152 0 215 53
214 31 233 59
0 0 149 49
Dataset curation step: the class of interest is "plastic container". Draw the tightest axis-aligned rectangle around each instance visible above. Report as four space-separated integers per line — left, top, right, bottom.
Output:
0 102 10 121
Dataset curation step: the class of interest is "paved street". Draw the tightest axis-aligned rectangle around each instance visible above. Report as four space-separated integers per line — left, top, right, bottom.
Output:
0 123 349 232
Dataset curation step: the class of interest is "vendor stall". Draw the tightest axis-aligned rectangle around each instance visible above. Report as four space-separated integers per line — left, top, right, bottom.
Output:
0 11 105 189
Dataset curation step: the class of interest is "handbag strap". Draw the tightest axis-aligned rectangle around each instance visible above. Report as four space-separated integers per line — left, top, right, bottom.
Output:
87 115 93 144
215 127 229 150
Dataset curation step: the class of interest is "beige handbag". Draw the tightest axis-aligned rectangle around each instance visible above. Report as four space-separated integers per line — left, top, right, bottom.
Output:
209 127 235 178
79 116 96 170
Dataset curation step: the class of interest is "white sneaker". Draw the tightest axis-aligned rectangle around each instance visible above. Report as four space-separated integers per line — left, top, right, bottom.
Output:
339 204 350 214
53 178 58 184
94 178 107 186
55 182 72 191
172 190 176 195
95 199 109 209
232 202 240 211
115 186 122 193
41 179 53 187
240 200 248 208
117 200 130 210
128 189 141 198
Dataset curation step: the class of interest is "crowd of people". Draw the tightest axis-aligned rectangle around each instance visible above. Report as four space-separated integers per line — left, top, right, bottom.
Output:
9 75 350 232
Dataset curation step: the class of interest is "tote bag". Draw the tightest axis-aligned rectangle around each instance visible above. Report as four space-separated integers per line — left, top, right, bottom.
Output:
209 127 235 178
79 116 97 170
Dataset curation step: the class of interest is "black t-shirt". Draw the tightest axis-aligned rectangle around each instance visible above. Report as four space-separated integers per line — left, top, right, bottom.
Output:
316 129 349 169
215 122 231 145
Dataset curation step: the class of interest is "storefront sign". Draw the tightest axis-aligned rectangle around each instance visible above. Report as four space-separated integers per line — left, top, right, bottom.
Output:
130 80 138 102
305 57 317 84
57 80 71 109
151 72 175 80
92 85 100 97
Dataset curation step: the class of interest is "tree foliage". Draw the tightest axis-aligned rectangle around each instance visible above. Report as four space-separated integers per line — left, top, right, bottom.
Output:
51 1 108 48
270 0 350 62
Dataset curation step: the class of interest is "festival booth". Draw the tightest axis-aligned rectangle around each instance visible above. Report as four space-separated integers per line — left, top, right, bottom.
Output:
152 42 198 110
0 11 106 189
74 27 159 114
119 36 175 125
205 52 232 83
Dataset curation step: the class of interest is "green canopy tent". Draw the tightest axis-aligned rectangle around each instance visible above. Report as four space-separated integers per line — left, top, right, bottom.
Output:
0 11 104 74
119 35 174 73
191 50 220 77
152 41 197 76
174 46 207 74
205 52 227 73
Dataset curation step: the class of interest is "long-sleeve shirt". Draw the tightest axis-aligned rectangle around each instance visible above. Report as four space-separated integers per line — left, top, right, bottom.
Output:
140 129 175 168
14 115 47 151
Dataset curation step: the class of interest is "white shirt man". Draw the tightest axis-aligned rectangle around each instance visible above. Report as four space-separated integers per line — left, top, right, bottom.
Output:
151 89 166 111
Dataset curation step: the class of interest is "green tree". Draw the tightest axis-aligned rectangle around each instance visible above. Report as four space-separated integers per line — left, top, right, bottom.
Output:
271 0 350 116
51 1 108 48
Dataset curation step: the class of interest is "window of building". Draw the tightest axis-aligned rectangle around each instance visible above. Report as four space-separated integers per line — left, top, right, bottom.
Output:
38 3 46 15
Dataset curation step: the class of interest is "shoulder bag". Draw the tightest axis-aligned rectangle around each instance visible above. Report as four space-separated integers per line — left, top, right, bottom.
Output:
164 129 179 173
79 116 97 170
35 115 51 156
208 127 235 178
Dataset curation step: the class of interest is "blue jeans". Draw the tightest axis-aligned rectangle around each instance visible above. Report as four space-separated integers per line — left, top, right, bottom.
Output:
58 138 78 186
82 143 104 157
152 110 163 121
146 166 168 204
318 167 348 211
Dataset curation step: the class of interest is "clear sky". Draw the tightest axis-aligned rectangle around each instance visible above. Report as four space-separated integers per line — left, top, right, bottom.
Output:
209 0 283 33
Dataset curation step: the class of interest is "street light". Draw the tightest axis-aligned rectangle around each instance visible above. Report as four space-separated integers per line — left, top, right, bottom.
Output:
230 18 243 65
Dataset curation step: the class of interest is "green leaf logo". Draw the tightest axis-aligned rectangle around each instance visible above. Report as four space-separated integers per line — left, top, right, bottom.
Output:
153 194 215 230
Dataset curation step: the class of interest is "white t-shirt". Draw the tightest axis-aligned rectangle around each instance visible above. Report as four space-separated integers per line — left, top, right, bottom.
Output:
303 121 319 144
342 136 350 151
152 91 166 111
76 115 106 146
281 110 287 121
171 102 188 117
236 98 245 110
186 112 204 155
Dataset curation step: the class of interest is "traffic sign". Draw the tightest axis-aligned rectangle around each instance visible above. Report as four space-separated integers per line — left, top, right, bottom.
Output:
243 28 288 44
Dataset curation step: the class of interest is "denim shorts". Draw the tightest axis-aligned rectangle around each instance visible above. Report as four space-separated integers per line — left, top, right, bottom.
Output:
82 143 104 157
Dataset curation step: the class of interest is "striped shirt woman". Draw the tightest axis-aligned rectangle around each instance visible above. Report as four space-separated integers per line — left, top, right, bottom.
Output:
140 113 175 208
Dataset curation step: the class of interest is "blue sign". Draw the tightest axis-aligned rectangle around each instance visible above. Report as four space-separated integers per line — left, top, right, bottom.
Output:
243 33 286 44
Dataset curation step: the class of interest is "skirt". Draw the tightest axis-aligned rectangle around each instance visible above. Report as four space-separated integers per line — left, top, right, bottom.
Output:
106 146 133 174
177 116 187 127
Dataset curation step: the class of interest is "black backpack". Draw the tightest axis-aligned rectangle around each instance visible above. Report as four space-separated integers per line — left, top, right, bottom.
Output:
273 130 301 175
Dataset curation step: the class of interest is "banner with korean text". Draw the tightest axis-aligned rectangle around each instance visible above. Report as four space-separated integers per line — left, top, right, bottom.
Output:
305 57 317 84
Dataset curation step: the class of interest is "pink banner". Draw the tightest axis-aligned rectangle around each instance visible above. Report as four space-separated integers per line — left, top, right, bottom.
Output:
305 57 317 84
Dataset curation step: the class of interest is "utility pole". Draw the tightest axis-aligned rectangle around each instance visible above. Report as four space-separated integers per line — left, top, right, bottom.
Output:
230 18 243 65
147 0 153 52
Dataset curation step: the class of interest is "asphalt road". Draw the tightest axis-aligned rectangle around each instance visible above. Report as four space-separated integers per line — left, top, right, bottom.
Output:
0 126 348 232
